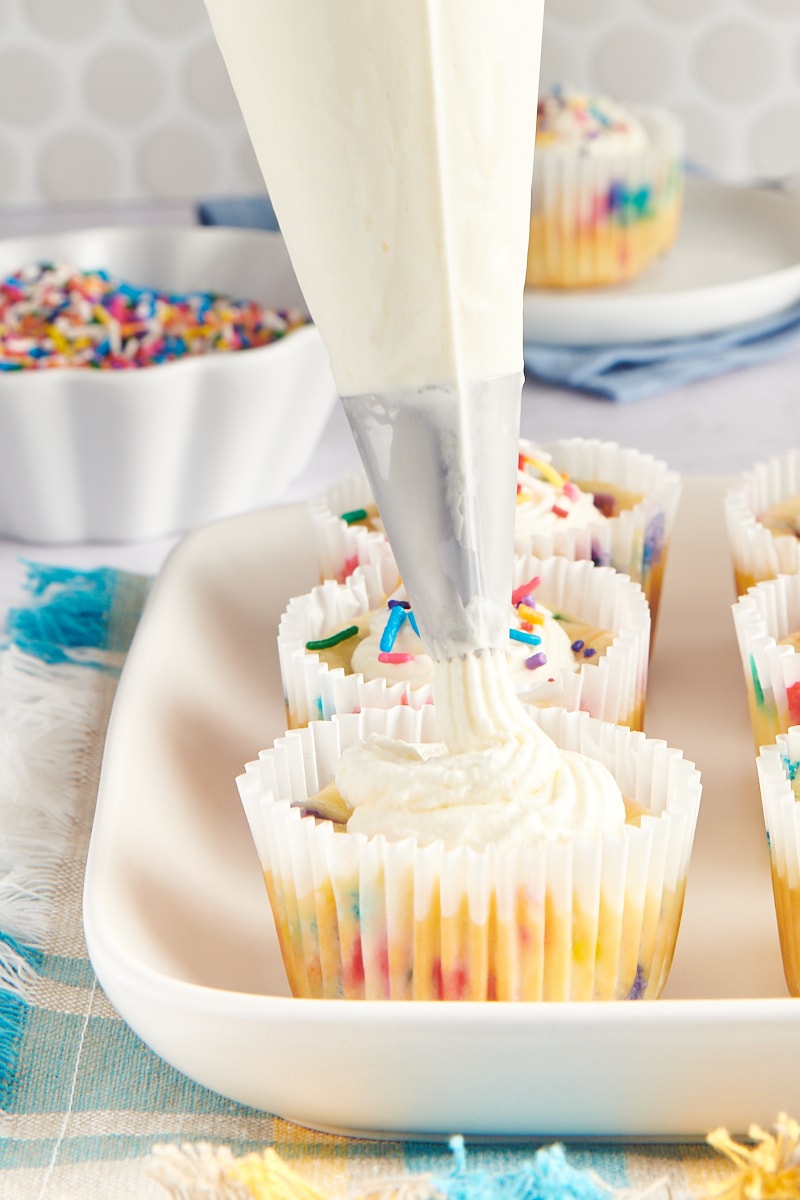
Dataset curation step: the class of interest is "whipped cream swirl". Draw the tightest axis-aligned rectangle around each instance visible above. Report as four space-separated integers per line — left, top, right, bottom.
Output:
514 439 606 540
340 650 626 849
349 588 576 692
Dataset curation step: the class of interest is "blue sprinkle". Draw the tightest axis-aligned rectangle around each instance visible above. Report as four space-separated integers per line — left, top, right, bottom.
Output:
643 513 665 568
379 603 407 652
608 180 626 212
782 754 800 782
510 628 542 646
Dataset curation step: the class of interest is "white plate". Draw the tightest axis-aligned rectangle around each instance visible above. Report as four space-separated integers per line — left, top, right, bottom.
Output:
84 480 800 1140
523 177 800 345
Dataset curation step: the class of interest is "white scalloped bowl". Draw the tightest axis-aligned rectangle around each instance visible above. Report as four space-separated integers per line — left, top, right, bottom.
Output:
0 226 337 542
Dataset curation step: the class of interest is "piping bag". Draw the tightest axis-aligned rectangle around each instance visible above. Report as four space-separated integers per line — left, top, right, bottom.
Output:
204 0 544 666
340 377 520 662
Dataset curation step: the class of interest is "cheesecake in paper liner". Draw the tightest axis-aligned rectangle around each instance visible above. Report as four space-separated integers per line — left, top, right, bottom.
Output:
725 451 800 597
278 551 650 731
238 705 700 1002
732 574 800 748
757 727 800 996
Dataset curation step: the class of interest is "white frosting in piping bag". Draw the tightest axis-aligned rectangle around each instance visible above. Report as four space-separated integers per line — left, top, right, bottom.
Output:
204 0 545 662
207 1 627 841
204 0 541 394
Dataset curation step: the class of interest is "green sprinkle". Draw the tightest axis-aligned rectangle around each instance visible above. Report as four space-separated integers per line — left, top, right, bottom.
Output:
750 653 765 709
340 508 369 525
306 625 359 651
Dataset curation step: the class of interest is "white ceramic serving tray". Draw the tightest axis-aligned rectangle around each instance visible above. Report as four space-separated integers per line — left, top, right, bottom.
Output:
523 177 800 345
84 478 800 1140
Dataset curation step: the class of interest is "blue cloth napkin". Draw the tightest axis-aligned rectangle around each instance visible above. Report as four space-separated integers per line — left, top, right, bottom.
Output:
523 299 800 403
197 193 280 232
196 193 800 404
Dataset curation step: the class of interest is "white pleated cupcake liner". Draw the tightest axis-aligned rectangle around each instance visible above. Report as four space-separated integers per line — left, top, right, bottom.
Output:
277 558 409 728
278 549 651 730
757 728 800 995
725 452 800 596
514 439 682 628
238 704 701 1002
310 440 681 630
512 553 651 729
732 575 800 748
308 472 397 587
528 107 683 288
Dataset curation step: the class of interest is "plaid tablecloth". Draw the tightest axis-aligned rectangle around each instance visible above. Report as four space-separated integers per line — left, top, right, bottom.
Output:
0 563 773 1199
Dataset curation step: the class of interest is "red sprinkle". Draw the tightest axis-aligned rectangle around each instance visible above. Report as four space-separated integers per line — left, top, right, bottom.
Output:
788 681 800 724
378 652 415 664
511 575 541 606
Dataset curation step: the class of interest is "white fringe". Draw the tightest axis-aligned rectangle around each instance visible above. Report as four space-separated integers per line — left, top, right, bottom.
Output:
0 643 119 994
0 938 39 991
146 1144 254 1200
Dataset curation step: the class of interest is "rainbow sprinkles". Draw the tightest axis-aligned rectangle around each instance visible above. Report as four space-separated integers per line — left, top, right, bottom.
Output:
0 261 308 371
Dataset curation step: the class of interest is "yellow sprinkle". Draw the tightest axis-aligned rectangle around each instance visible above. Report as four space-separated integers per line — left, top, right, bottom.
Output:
521 455 567 490
517 604 544 625
46 326 70 354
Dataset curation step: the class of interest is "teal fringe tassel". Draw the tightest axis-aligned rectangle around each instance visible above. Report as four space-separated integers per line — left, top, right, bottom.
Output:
0 936 42 1112
0 563 145 1110
435 1137 608 1200
5 562 120 667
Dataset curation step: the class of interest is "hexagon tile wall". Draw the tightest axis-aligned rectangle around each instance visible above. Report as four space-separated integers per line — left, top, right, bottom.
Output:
0 0 798 207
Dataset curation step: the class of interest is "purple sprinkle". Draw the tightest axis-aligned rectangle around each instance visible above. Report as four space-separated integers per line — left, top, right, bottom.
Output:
628 965 647 1000
583 647 597 658
387 598 411 609
571 640 585 653
525 652 547 671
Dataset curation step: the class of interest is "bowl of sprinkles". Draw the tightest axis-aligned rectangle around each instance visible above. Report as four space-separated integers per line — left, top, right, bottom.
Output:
0 226 337 542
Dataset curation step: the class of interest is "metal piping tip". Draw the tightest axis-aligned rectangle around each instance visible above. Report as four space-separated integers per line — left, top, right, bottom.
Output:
341 373 522 663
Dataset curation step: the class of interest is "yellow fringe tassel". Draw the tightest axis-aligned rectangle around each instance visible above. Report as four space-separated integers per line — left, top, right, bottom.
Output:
147 1114 800 1200
227 1148 331 1200
705 1112 800 1199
